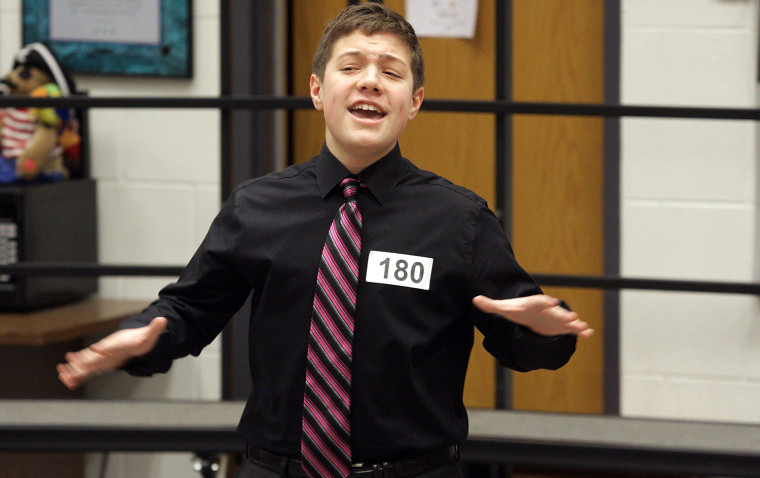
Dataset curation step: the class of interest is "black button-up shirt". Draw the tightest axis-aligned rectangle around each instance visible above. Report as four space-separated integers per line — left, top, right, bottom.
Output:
121 144 576 462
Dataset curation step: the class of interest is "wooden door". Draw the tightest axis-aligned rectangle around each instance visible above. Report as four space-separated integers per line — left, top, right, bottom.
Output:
511 0 605 415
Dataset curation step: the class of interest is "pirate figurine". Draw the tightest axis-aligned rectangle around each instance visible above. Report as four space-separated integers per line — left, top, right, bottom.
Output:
0 42 79 183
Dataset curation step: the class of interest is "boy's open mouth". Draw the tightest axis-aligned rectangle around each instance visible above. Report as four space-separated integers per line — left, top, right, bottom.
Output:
350 103 386 120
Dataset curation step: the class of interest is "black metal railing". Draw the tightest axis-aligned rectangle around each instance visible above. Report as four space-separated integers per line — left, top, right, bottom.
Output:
4 95 760 120
0 94 758 296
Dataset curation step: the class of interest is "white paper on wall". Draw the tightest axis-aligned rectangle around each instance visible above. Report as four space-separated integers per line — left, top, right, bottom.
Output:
405 0 478 39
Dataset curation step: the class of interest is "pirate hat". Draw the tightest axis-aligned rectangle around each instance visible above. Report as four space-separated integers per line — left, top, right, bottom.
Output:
13 42 76 96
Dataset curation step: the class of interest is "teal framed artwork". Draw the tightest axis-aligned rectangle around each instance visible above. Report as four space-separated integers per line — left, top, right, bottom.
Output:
22 0 192 78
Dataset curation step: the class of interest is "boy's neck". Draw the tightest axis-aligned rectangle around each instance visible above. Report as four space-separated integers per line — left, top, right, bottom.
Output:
327 140 396 174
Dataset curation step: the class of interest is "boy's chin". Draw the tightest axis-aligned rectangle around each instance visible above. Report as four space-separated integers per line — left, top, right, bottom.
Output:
348 135 392 151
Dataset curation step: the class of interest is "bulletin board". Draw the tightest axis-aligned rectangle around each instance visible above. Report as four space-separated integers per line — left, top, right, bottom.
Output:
22 0 192 78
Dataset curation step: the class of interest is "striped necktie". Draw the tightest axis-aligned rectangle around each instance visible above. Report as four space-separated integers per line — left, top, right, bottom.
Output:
302 177 363 478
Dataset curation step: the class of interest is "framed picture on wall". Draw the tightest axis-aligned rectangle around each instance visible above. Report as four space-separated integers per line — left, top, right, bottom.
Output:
22 0 192 78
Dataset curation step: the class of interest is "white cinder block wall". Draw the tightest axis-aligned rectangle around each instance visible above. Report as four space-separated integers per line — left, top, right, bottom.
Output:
621 0 760 423
1 1 223 477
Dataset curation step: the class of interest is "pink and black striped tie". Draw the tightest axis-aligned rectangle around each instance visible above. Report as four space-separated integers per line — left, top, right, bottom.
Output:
302 177 363 478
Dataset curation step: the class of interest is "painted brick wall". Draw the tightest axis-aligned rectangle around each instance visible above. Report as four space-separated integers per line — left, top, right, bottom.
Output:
1 1 223 476
620 0 760 424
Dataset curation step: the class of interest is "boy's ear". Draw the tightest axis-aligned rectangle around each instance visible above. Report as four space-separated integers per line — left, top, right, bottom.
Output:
408 87 424 120
310 74 324 111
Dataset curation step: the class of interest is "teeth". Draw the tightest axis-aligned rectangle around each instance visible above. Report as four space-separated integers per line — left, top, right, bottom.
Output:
352 104 382 113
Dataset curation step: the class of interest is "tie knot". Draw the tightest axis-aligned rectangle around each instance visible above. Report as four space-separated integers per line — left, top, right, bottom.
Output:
340 177 362 201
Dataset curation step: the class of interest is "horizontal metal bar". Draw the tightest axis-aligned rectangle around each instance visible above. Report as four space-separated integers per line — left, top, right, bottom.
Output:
533 273 760 296
0 263 757 295
0 263 183 277
0 426 241 454
2 95 760 120
424 100 760 120
0 95 313 110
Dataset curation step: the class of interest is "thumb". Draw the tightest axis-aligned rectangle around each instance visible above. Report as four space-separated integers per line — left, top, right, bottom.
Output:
472 295 498 314
137 316 168 354
146 316 168 338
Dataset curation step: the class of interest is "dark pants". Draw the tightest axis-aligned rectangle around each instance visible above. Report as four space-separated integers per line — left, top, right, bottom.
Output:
235 458 464 478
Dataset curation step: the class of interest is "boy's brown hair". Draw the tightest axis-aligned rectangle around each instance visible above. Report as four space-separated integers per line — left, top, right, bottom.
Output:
312 3 425 93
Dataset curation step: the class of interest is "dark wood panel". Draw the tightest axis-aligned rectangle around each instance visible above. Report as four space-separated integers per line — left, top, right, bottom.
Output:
511 0 605 414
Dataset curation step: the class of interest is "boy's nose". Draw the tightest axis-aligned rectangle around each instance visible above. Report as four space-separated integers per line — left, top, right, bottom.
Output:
357 67 382 92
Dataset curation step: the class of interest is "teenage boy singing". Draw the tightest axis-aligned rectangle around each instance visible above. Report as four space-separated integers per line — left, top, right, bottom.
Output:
58 4 592 478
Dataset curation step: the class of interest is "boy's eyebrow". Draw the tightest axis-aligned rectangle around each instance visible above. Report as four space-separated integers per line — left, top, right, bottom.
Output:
335 49 408 66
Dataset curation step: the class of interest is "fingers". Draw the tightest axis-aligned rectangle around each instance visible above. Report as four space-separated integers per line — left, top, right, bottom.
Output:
57 346 104 390
539 305 594 338
473 294 594 339
577 327 595 339
57 363 80 390
57 361 87 390
564 315 594 338
550 305 594 338
57 317 168 391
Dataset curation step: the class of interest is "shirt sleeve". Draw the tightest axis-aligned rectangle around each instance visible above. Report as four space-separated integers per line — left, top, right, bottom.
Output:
467 206 576 372
119 189 252 376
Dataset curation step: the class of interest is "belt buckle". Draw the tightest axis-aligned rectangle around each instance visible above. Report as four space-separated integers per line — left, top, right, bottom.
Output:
350 460 396 478
371 461 395 478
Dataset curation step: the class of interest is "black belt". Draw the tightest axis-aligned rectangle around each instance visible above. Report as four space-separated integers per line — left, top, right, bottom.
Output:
246 445 458 478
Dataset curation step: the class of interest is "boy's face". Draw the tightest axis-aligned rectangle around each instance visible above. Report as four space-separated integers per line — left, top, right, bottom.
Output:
310 31 424 169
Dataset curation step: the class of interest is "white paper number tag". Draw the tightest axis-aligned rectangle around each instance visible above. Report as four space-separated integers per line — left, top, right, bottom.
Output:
366 250 433 290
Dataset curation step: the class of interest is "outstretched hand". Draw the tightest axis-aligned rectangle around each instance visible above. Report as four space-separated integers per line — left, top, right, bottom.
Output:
472 295 594 339
57 317 168 390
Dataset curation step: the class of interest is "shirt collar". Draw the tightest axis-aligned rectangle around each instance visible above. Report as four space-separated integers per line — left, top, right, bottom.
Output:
316 143 405 204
